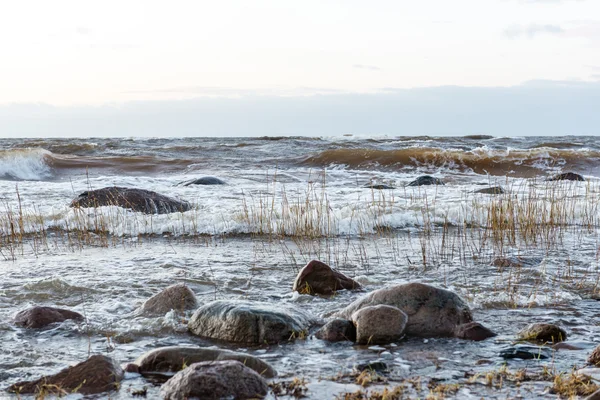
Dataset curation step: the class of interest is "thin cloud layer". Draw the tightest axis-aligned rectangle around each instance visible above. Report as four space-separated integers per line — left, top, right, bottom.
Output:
504 24 564 38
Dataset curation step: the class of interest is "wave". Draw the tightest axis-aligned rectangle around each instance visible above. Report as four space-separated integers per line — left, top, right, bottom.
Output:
302 147 600 177
0 148 54 181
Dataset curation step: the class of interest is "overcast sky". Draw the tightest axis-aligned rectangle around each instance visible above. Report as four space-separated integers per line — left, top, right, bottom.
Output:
0 0 599 137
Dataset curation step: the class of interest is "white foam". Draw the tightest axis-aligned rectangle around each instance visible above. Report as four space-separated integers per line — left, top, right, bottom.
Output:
0 148 53 181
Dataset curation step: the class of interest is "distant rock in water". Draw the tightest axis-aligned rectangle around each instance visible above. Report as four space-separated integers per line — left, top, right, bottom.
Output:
182 176 226 186
292 260 361 296
188 300 314 344
492 256 543 270
517 323 567 344
139 284 198 316
407 175 444 187
8 355 124 395
547 172 585 182
474 186 505 195
14 306 83 329
70 187 191 214
363 183 395 189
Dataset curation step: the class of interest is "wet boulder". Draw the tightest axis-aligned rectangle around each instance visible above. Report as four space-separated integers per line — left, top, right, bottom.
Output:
182 177 226 186
492 256 543 270
453 322 497 341
547 172 585 182
70 186 191 214
8 355 124 395
188 300 314 344
499 345 551 360
160 360 268 400
139 284 198 316
132 346 276 378
588 345 600 366
407 175 444 187
474 186 505 195
335 283 475 338
351 305 408 345
363 183 395 190
517 323 567 344
13 306 83 329
292 260 361 296
315 319 357 342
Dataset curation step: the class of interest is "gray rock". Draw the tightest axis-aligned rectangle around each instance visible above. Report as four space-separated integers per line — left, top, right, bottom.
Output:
351 305 407 345
363 183 395 190
547 172 585 182
133 346 276 378
453 322 497 341
188 300 314 344
315 319 356 342
407 176 444 187
182 177 226 186
517 323 567 344
474 186 505 195
292 260 361 296
160 360 268 400
335 283 473 338
139 284 197 316
8 355 123 395
499 345 551 360
13 306 83 329
492 256 543 270
70 187 191 214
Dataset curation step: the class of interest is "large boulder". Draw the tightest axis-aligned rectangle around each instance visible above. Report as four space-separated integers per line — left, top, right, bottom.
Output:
132 346 276 378
182 177 226 186
8 355 123 395
547 172 585 182
407 176 444 187
70 187 191 214
315 319 357 342
292 260 361 295
160 360 268 400
335 283 475 338
13 306 83 329
351 305 408 345
139 284 197 316
517 323 567 344
188 300 314 344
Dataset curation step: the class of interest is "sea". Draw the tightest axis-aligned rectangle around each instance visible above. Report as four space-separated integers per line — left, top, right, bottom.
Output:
1 135 600 399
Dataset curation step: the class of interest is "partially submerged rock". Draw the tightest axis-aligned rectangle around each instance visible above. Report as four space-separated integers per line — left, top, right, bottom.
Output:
70 186 191 214
363 183 395 190
133 346 276 378
499 345 551 360
517 323 567 344
454 322 497 341
188 300 314 344
474 186 505 195
492 256 543 270
292 260 361 296
335 283 475 338
13 306 83 329
547 172 585 182
407 176 444 187
8 355 123 395
351 305 408 345
139 284 197 316
588 345 600 366
315 319 357 342
182 177 226 186
160 360 268 400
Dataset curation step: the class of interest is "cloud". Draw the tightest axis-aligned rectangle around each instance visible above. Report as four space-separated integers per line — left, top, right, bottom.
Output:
504 24 564 38
591 74 600 80
75 26 92 35
124 86 347 97
517 0 584 3
353 64 381 71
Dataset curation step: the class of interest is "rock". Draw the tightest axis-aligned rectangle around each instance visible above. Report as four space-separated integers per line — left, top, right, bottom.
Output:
517 323 567 344
139 284 198 316
588 345 600 366
474 186 505 195
335 283 474 338
454 322 497 341
315 319 357 342
553 342 583 351
292 260 361 296
407 175 444 187
8 355 123 395
182 177 226 186
133 346 276 378
492 256 543 269
13 306 83 329
351 305 407 345
363 183 395 190
160 360 268 400
547 172 585 182
70 187 191 214
499 345 551 360
355 361 389 372
188 300 314 344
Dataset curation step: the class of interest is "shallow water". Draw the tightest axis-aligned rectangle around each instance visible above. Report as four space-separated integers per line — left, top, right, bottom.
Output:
1 136 600 398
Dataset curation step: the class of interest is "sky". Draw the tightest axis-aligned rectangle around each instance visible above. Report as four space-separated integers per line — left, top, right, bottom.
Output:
0 0 599 137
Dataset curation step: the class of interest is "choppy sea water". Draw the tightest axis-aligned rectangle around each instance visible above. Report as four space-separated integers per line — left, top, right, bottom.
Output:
1 135 600 399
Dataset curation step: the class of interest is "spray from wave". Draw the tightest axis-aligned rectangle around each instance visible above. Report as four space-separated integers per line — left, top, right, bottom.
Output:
0 148 55 181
